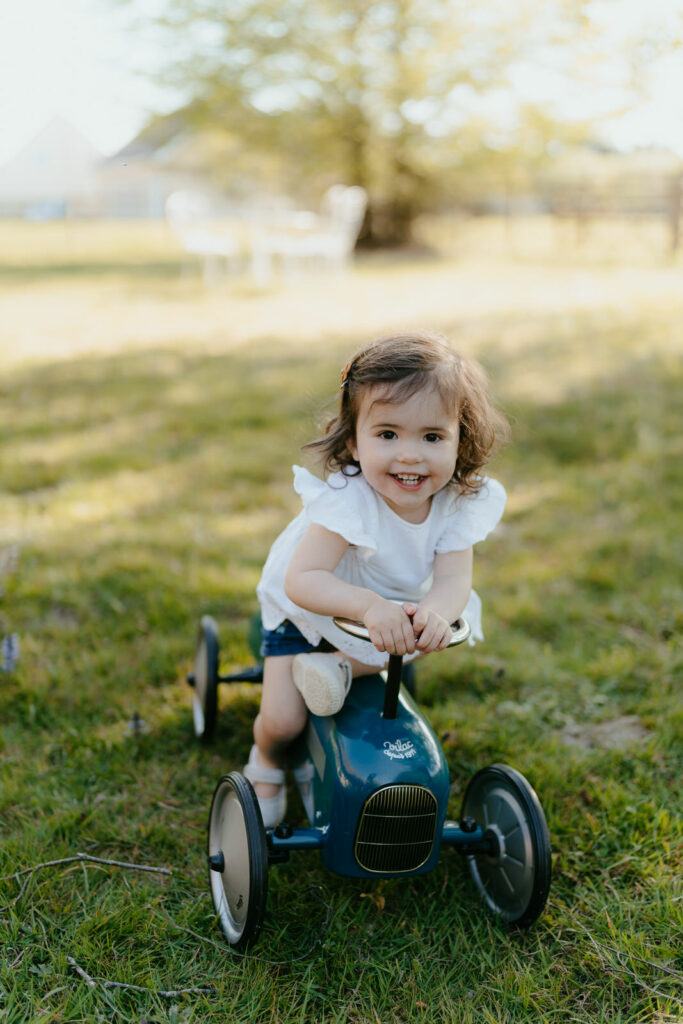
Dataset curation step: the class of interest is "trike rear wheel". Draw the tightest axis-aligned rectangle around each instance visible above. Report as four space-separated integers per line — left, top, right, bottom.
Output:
191 615 219 741
461 763 551 928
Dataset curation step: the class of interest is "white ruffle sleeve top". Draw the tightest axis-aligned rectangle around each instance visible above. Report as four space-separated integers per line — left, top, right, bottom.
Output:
256 465 506 667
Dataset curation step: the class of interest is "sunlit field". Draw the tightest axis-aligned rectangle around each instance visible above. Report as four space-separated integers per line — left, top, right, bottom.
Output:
0 219 681 1023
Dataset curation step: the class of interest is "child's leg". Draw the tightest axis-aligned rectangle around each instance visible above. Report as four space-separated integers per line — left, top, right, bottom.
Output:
250 652 384 797
252 651 378 767
247 650 384 827
252 654 307 796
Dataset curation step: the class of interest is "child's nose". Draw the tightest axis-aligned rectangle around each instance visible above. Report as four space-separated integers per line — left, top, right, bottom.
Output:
397 441 420 462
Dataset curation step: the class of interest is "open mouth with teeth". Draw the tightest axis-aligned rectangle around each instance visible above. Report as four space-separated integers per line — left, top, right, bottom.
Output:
391 473 425 488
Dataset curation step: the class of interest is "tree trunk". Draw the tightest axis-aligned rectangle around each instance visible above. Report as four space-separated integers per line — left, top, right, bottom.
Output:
359 197 416 248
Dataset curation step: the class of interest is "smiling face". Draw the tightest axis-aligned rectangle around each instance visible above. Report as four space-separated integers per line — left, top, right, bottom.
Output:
348 385 460 523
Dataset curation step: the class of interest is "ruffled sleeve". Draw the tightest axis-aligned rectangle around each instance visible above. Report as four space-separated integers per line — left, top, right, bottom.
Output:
434 477 506 552
292 466 377 557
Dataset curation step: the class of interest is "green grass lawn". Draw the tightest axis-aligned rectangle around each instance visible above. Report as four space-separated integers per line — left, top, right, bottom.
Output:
0 226 681 1022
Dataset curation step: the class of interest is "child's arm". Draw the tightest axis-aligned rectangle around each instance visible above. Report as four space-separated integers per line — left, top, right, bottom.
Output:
284 523 417 655
405 548 473 653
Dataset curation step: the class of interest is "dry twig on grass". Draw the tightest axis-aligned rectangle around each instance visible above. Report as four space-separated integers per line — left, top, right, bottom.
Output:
2 850 332 1005
67 957 213 998
550 900 683 1007
0 852 172 914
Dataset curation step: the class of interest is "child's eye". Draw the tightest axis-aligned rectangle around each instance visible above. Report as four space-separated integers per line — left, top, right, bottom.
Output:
378 430 396 440
424 433 442 443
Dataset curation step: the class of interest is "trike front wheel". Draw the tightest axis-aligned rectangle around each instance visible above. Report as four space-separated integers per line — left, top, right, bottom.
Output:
207 772 269 949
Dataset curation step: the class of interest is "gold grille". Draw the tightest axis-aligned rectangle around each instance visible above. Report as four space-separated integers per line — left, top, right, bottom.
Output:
354 785 437 873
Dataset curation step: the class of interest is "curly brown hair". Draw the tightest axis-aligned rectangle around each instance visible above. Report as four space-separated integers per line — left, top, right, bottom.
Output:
305 332 509 496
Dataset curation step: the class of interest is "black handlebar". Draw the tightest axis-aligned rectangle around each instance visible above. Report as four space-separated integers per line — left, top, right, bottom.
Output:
333 616 471 719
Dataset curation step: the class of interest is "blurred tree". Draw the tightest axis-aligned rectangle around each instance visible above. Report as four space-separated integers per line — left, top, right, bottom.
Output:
120 0 613 244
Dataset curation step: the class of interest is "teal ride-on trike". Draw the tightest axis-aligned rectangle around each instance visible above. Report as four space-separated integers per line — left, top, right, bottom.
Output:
188 613 552 949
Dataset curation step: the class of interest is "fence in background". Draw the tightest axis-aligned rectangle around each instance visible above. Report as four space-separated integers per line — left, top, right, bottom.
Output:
419 170 682 262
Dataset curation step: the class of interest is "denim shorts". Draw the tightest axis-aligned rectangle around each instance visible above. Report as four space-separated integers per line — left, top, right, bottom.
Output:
260 620 334 658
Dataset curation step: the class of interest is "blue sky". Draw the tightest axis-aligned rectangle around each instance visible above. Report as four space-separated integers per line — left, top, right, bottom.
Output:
0 0 681 166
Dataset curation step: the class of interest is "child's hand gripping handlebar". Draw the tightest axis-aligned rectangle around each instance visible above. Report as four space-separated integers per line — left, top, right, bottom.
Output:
333 616 471 648
333 616 471 719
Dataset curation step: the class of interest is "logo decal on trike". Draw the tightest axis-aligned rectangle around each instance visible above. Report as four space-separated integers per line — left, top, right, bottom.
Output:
383 739 416 760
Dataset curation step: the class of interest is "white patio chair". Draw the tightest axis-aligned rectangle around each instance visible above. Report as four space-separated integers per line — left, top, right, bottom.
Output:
249 185 367 283
165 190 241 284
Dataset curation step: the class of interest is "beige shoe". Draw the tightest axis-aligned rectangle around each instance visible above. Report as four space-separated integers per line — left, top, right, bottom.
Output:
292 652 352 716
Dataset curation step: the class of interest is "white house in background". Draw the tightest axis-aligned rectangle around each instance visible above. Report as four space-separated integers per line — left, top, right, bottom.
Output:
94 114 205 218
0 116 101 218
0 114 205 219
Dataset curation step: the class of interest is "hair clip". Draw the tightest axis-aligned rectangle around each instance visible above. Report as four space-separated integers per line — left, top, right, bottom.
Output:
340 360 353 389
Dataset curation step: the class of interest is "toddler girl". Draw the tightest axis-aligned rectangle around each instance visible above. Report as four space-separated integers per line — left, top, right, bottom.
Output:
244 331 508 826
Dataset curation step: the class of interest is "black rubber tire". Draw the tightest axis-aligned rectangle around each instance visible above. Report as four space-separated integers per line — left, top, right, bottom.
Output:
207 772 269 949
461 763 551 928
192 615 219 741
